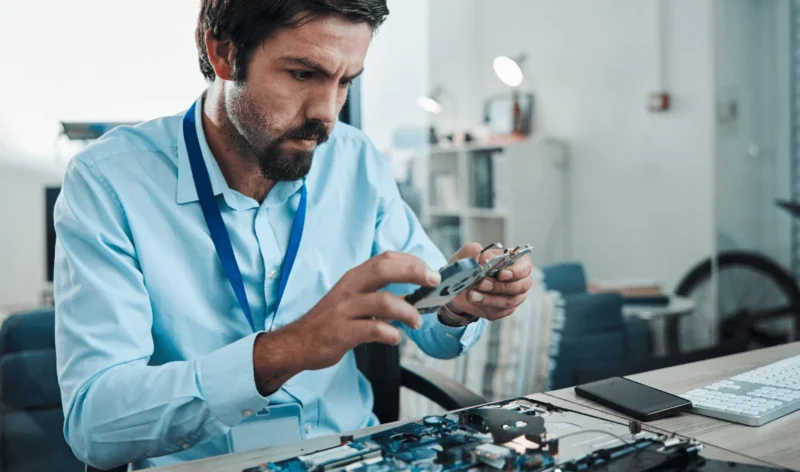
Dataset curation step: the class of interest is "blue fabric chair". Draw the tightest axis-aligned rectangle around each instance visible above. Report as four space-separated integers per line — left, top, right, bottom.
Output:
542 263 652 389
0 307 84 472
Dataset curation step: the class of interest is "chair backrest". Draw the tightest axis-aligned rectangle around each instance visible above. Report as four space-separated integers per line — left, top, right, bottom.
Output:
354 343 401 424
548 292 630 390
0 307 57 354
541 262 588 295
0 308 84 472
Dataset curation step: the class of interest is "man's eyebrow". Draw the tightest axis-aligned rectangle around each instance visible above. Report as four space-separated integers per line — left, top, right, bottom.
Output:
283 56 365 82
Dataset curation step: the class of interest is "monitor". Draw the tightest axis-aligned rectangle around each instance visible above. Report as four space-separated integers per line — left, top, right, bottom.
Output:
45 187 61 282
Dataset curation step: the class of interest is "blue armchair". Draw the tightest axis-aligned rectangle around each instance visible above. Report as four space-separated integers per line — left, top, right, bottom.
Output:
542 262 652 389
0 307 84 472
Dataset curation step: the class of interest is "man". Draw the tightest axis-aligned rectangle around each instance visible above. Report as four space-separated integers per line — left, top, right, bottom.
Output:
53 1 533 469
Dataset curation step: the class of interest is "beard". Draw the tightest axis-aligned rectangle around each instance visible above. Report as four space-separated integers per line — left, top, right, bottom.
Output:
256 120 329 181
224 88 330 182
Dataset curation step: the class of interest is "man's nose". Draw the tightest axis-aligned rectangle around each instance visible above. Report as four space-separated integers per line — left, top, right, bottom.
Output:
305 84 344 126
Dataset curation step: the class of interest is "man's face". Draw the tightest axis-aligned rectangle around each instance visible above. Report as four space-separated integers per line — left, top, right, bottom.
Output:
223 15 372 182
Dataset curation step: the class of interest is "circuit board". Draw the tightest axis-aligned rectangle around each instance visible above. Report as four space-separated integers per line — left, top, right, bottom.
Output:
242 397 789 472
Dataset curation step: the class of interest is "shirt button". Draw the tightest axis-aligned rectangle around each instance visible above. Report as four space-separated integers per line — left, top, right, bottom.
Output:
182 443 191 450
268 269 278 279
242 409 255 418
304 423 314 434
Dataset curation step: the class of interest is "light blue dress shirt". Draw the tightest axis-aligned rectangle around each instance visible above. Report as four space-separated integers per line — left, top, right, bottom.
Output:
53 95 486 470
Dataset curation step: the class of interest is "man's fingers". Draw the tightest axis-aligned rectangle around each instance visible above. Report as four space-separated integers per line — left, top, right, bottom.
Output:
355 252 441 293
449 242 484 263
507 254 533 280
352 320 403 346
482 308 516 322
478 248 505 266
351 292 422 329
467 291 527 311
475 276 533 295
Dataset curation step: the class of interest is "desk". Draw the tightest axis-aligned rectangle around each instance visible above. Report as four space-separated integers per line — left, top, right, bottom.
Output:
545 341 800 470
154 344 800 472
622 295 695 355
622 295 695 321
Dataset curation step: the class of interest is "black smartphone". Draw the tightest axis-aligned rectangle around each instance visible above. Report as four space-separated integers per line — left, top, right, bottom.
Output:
574 377 692 422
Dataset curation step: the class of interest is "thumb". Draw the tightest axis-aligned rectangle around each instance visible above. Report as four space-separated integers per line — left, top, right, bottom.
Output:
449 242 485 263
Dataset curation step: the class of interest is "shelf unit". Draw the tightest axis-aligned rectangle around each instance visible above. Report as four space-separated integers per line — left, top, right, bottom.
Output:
389 136 570 265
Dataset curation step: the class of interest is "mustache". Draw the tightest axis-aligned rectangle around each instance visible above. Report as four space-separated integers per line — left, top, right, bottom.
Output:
282 120 329 144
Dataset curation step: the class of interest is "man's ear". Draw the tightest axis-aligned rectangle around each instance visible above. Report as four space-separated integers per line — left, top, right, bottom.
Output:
204 29 236 81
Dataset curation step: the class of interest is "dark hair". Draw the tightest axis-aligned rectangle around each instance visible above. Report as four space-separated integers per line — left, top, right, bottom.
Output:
196 0 389 82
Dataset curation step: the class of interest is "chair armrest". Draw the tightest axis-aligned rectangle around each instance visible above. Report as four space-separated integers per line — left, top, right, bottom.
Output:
86 465 127 472
400 362 486 412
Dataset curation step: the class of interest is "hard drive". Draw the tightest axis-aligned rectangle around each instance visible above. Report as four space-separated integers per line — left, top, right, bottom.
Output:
404 244 534 313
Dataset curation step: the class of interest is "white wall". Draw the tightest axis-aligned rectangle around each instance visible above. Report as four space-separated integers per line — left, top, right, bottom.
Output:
361 0 431 152
0 0 206 307
426 0 483 133
429 0 718 289
0 164 63 306
713 0 792 268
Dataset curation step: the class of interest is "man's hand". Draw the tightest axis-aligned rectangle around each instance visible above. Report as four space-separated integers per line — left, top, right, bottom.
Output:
252 252 441 395
448 242 533 322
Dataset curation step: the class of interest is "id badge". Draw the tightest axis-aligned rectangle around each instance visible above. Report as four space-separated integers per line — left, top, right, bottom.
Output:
227 403 303 453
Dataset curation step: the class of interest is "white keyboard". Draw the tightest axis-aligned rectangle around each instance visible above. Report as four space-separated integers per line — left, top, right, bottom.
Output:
680 354 800 426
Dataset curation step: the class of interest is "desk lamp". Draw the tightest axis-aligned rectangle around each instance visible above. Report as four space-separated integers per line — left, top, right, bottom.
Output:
492 54 527 135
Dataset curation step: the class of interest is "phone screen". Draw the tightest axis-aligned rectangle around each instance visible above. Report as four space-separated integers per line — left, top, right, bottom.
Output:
576 377 691 418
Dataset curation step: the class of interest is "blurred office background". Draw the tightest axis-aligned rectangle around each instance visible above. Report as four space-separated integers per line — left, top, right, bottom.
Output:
1 0 800 469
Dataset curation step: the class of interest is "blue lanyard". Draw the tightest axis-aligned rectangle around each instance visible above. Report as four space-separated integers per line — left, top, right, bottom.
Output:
183 102 307 333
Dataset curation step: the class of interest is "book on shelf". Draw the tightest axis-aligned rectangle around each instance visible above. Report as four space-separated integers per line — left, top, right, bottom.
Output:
470 151 494 209
589 279 669 305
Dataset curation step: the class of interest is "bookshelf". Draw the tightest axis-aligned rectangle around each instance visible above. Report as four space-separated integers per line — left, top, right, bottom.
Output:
390 136 570 265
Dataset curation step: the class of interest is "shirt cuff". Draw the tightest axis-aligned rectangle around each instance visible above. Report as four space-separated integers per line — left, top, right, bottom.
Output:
196 332 272 428
433 317 482 349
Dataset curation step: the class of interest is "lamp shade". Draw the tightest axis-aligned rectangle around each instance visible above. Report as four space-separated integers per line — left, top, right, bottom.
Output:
493 55 524 87
417 96 443 114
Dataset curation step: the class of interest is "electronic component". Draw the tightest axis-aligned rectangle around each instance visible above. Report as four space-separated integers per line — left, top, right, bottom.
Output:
680 354 800 426
405 244 534 313
475 443 512 468
628 420 643 436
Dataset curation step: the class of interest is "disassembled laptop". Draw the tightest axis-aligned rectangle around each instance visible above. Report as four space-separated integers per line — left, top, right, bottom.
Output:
243 397 782 472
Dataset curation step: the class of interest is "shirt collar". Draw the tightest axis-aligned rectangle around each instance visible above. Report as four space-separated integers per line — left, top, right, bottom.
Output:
175 94 305 210
176 94 231 206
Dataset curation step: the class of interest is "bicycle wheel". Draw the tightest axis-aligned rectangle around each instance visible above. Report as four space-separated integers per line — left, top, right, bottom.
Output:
667 251 800 354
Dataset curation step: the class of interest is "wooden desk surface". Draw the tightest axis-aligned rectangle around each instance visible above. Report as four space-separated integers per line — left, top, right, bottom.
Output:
545 341 800 471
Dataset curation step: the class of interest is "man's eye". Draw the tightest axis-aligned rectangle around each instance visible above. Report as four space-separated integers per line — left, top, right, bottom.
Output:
290 70 313 81
339 79 352 89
